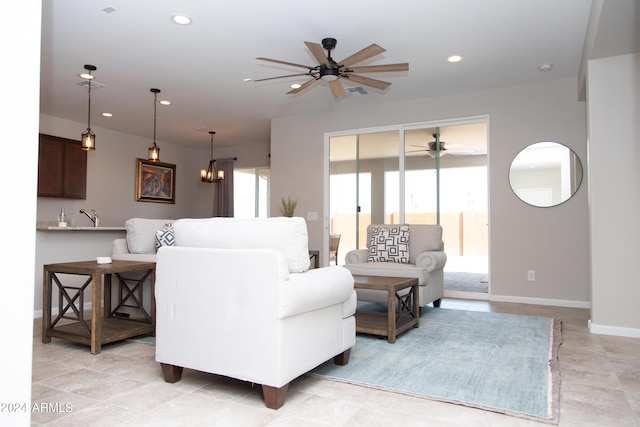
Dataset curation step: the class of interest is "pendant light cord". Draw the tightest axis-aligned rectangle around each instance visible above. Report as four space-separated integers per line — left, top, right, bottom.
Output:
153 91 158 146
87 79 92 130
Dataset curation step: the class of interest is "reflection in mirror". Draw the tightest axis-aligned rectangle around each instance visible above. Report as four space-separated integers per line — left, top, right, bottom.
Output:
509 142 583 207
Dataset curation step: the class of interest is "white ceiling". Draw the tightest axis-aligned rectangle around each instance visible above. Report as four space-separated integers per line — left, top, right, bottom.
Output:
39 1 610 151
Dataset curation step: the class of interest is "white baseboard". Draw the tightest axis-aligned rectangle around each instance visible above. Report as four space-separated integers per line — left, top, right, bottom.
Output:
490 294 591 309
588 321 640 338
444 290 489 301
33 302 93 319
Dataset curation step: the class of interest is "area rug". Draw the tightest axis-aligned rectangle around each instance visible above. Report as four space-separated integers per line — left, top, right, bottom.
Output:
309 307 562 424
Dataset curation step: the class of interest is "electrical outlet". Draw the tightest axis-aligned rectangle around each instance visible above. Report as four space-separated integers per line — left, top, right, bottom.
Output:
306 212 318 221
527 270 536 281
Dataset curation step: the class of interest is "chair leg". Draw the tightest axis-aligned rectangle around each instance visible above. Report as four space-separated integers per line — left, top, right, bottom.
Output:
160 363 183 383
333 348 351 366
262 383 289 409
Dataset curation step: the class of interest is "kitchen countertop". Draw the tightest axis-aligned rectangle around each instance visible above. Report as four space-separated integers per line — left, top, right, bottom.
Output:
37 226 126 231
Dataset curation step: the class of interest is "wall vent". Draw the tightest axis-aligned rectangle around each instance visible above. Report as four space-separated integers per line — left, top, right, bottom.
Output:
75 81 105 90
347 86 368 96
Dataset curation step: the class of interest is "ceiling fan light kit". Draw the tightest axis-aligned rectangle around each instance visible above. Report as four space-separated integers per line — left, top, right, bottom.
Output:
256 37 409 98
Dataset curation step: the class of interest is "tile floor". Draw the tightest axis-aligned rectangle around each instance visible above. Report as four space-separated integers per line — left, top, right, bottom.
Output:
444 271 489 293
31 299 640 426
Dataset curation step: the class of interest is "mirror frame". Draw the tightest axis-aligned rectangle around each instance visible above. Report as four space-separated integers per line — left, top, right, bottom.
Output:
509 142 583 207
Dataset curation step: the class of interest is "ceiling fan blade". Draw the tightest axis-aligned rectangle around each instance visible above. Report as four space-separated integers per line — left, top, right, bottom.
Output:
286 78 319 94
448 150 487 156
345 74 391 90
253 73 313 82
330 79 347 98
256 57 313 70
339 44 385 67
304 42 331 67
348 63 409 73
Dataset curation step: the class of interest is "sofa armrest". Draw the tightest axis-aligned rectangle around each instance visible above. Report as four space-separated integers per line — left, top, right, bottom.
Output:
345 249 368 264
279 266 354 319
112 238 130 255
416 251 447 272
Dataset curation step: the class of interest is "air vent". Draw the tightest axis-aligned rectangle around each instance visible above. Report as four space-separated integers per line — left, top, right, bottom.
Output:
347 86 368 96
76 80 105 90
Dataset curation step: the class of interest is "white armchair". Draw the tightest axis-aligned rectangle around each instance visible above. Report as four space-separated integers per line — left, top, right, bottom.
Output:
344 224 447 310
155 217 356 409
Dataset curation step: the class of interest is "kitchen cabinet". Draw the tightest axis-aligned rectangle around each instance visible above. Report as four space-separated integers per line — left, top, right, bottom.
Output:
38 134 87 199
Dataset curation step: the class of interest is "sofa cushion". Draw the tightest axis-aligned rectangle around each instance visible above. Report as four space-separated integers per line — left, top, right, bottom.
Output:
366 224 443 264
155 223 175 250
368 225 410 263
173 217 311 273
125 218 175 254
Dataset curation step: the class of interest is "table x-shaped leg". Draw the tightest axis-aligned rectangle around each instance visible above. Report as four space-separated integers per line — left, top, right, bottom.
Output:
109 270 152 322
49 273 92 335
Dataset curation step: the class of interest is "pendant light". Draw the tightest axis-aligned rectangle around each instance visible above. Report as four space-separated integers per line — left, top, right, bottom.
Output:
148 88 161 161
81 65 97 150
200 131 224 183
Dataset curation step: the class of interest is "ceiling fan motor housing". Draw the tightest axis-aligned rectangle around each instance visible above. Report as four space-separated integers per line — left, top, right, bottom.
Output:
322 38 337 50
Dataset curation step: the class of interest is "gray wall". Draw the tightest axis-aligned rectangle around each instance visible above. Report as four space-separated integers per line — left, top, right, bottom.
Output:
272 78 590 306
588 53 640 336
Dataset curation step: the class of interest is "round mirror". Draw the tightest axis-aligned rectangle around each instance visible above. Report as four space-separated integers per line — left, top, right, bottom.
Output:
509 142 583 207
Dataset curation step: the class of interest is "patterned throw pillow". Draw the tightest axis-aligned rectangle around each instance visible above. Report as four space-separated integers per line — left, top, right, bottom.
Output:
155 223 175 250
367 225 410 263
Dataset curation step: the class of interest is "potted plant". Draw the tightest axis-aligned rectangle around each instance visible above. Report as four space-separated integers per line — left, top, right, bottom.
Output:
280 196 297 217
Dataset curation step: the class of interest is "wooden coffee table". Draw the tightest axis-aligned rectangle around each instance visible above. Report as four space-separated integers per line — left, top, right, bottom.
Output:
42 260 156 354
352 275 419 343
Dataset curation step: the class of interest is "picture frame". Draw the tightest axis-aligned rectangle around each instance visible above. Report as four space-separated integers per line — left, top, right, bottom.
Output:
136 158 176 204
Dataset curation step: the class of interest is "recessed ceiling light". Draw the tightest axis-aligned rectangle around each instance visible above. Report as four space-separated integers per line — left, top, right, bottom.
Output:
159 100 171 106
243 78 252 82
447 55 463 63
538 63 553 72
290 83 302 89
102 112 112 117
172 14 192 25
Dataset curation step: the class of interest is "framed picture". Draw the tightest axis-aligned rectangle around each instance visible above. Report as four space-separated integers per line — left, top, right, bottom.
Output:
136 158 176 204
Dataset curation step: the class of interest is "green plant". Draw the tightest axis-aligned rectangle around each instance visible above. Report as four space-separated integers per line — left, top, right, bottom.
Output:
280 196 297 217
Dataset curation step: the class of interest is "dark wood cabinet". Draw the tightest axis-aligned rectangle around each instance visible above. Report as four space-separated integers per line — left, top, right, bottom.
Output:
38 134 87 199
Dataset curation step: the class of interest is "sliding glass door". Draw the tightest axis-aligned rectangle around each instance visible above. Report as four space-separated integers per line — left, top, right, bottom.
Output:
329 131 398 263
329 118 488 296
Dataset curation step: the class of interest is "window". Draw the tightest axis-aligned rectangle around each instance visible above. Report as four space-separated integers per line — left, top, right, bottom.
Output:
234 168 270 218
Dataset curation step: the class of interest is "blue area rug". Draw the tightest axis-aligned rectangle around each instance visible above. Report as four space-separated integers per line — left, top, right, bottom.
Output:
309 307 562 424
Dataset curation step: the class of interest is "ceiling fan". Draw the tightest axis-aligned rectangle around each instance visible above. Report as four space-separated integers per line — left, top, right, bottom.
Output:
406 133 482 158
254 38 409 98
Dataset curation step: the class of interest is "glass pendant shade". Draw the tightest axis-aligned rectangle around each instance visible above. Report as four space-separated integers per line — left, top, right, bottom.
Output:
148 143 160 161
148 88 161 161
81 65 97 151
81 129 95 150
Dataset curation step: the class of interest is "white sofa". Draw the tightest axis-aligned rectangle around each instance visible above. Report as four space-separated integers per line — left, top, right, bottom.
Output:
112 218 175 262
344 223 447 310
154 217 356 409
111 218 175 316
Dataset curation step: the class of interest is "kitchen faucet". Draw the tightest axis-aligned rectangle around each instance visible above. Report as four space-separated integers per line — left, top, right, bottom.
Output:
79 209 99 227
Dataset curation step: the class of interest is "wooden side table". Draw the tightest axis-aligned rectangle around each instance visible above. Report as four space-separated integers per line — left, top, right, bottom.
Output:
352 275 419 343
42 260 156 354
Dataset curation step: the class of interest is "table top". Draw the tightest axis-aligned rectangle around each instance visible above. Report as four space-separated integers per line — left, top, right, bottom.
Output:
43 259 156 274
352 274 418 291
